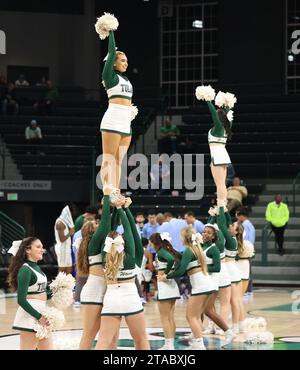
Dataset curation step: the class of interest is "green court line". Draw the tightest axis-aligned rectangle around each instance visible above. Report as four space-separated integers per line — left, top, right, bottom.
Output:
260 304 293 312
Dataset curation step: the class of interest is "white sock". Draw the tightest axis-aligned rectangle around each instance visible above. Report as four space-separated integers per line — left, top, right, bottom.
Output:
165 338 174 346
232 324 239 331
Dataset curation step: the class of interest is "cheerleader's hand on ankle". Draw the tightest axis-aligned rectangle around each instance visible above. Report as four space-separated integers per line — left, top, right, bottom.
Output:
157 273 167 282
208 207 216 216
38 316 50 327
103 184 113 196
114 195 126 208
124 197 132 208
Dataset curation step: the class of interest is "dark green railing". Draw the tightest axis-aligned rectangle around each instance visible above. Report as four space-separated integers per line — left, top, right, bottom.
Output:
0 211 26 250
261 223 273 266
292 170 300 216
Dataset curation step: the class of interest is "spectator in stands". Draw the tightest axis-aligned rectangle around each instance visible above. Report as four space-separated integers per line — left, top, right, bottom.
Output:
158 116 180 154
265 194 290 256
184 211 205 234
150 155 171 195
25 120 42 154
143 211 159 254
1 82 19 115
226 163 236 186
15 74 30 87
74 205 100 232
158 212 187 253
236 207 255 297
35 76 47 87
156 213 166 226
227 176 248 213
34 80 59 115
135 212 145 236
0 74 6 86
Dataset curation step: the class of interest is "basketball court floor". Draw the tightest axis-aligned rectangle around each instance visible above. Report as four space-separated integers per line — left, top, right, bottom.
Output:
1 287 300 350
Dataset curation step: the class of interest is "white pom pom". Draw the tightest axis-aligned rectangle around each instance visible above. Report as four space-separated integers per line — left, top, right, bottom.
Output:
50 272 75 293
95 13 119 40
50 273 75 310
214 91 227 108
195 85 216 101
51 288 74 310
34 307 65 340
224 92 237 109
256 317 267 331
131 105 138 121
244 331 274 345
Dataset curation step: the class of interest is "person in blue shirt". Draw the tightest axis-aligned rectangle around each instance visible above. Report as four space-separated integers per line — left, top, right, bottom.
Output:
235 208 255 245
157 212 188 253
135 212 145 237
184 211 205 234
235 207 255 298
143 211 159 254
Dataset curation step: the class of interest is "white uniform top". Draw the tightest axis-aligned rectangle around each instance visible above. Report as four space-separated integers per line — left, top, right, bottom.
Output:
23 263 47 294
54 218 72 266
208 129 227 145
204 245 214 265
107 75 133 99
187 259 200 272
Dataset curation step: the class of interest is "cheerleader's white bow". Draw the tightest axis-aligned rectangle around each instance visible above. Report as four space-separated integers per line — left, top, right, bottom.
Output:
191 233 203 245
104 235 125 254
205 223 220 232
160 232 172 243
8 240 22 256
227 110 234 122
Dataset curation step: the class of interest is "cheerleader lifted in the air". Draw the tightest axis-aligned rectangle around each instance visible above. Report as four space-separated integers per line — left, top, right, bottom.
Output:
195 86 236 210
95 13 138 193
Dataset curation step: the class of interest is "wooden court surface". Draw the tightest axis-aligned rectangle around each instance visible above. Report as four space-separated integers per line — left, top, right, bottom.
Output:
1 288 299 338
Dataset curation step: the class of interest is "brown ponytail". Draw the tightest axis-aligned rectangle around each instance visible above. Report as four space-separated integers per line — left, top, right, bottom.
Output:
149 233 181 264
76 221 95 276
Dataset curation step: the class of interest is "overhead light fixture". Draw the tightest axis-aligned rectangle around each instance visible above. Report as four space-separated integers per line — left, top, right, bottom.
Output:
288 54 294 62
192 20 203 28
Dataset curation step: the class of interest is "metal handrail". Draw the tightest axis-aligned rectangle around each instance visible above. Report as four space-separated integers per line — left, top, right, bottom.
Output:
261 223 272 266
0 211 26 250
292 170 300 216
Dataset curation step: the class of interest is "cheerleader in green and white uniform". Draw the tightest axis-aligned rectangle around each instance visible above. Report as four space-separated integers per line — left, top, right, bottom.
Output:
96 12 137 190
160 227 215 350
8 237 53 350
77 186 114 350
95 197 150 350
201 224 235 345
195 86 236 211
149 232 181 350
204 208 232 334
217 206 244 334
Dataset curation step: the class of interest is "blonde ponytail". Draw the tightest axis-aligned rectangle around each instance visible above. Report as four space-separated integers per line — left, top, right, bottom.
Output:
104 231 125 281
181 227 208 275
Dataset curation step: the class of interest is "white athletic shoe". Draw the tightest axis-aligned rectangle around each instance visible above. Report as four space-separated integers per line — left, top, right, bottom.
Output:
72 301 81 309
231 325 240 335
214 327 224 336
222 329 236 347
189 339 206 350
158 344 174 350
239 321 247 333
179 332 193 340
203 321 215 335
